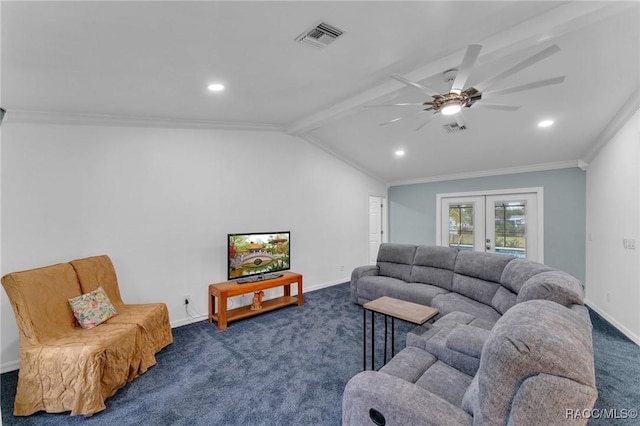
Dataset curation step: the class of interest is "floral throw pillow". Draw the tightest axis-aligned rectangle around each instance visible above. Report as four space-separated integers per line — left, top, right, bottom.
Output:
68 286 118 329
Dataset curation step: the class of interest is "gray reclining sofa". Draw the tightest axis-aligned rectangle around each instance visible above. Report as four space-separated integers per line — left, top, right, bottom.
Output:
343 243 597 425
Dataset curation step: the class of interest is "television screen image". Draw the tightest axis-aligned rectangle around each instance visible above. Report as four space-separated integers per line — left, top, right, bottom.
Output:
228 232 290 281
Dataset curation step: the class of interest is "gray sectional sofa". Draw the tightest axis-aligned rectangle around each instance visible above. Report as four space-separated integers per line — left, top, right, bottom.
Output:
343 243 597 425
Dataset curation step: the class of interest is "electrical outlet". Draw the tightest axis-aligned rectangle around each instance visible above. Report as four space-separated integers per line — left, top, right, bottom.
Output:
184 294 190 305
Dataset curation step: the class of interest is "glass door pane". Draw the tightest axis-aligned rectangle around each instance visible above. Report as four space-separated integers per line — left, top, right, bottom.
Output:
440 196 485 252
485 193 538 261
448 204 475 251
492 201 526 258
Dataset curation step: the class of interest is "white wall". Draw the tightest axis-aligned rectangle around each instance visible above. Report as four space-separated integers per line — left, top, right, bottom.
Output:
0 122 387 372
585 108 640 344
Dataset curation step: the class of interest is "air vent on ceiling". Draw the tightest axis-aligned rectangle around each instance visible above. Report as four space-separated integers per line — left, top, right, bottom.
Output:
442 122 467 134
295 22 345 48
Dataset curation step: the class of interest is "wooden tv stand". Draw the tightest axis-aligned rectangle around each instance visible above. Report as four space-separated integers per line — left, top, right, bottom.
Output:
208 271 303 330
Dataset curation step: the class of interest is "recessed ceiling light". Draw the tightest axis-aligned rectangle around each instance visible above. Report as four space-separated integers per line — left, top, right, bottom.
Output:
538 119 554 128
394 150 405 157
207 83 225 92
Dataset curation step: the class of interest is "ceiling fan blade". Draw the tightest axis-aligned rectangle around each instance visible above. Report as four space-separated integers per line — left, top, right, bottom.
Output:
474 44 561 93
451 44 482 94
365 103 427 108
390 74 442 98
380 107 432 126
483 76 565 97
414 113 436 131
379 116 405 126
472 103 521 111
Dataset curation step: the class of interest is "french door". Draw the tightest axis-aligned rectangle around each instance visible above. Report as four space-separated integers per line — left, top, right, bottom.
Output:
437 189 543 261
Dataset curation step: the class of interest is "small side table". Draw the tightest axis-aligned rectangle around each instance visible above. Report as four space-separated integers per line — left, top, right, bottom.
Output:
363 296 439 370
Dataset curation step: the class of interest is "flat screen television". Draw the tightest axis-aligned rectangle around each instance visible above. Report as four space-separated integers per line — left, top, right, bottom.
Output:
227 231 290 282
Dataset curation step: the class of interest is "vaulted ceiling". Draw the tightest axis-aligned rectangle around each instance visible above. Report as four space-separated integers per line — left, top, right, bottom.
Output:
2 1 639 184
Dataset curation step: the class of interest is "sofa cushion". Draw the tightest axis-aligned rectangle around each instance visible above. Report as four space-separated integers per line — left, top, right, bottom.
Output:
431 293 501 324
499 258 554 293
413 245 458 269
414 360 473 407
407 312 494 377
446 325 491 359
376 243 417 282
380 347 473 408
380 346 437 383
516 270 584 307
356 276 448 306
452 274 500 306
451 251 512 306
70 255 125 309
453 251 514 283
410 267 455 291
491 286 517 314
409 246 458 290
68 286 118 329
2 263 82 342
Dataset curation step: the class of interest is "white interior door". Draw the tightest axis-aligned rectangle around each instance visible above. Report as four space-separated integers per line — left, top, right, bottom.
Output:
369 196 387 265
437 189 542 261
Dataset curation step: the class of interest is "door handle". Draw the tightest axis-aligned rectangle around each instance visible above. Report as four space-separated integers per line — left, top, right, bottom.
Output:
486 245 492 250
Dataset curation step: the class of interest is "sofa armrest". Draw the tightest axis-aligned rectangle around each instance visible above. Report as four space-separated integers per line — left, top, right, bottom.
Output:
351 265 379 281
445 325 491 359
342 371 472 426
516 271 584 307
350 265 379 303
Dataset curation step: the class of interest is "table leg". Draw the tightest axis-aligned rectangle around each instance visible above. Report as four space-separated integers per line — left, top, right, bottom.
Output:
218 295 228 331
371 310 375 371
392 317 395 357
297 278 304 306
383 315 388 364
363 308 366 371
208 292 214 323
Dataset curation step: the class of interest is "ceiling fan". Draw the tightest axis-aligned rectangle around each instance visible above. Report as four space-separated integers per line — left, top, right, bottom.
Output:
371 44 565 130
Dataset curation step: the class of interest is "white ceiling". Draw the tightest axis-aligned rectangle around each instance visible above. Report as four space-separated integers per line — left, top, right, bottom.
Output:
2 1 639 184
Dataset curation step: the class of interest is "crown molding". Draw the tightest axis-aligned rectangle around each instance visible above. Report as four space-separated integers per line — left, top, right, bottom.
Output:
388 160 583 187
4 109 285 132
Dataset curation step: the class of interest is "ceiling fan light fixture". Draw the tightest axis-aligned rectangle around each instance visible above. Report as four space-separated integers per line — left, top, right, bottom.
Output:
441 102 462 115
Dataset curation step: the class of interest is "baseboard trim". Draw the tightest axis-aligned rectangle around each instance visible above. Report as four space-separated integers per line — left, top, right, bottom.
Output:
1 360 20 374
584 298 640 346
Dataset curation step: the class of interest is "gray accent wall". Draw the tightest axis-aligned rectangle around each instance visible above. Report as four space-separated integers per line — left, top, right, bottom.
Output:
388 168 586 282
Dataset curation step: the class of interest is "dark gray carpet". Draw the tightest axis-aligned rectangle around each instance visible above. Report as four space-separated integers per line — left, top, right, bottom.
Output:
1 283 638 425
589 309 640 425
